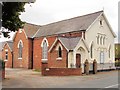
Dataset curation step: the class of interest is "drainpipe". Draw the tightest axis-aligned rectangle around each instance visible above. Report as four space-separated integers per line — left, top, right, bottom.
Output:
66 51 69 68
31 38 34 69
12 52 13 68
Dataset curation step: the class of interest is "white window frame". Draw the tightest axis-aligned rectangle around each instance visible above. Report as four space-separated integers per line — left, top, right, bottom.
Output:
100 51 104 64
41 38 49 61
18 40 23 59
55 43 63 60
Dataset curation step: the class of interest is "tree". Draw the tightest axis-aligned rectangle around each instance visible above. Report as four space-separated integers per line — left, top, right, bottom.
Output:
1 2 35 37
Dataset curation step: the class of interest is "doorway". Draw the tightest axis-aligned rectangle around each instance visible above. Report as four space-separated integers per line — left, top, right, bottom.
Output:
76 54 81 68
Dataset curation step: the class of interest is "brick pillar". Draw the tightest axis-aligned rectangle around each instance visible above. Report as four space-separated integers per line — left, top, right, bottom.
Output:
84 59 89 75
2 69 5 79
93 59 97 74
41 62 48 76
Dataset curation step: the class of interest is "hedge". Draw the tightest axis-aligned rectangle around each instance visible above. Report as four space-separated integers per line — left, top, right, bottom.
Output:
115 60 120 67
0 60 5 69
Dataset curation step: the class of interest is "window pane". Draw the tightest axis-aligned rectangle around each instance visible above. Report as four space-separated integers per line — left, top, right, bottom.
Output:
5 52 8 60
19 42 22 58
42 40 48 59
58 46 62 57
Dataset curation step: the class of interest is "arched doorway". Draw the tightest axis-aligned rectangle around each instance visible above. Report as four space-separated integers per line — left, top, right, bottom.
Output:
76 47 86 73
76 54 81 68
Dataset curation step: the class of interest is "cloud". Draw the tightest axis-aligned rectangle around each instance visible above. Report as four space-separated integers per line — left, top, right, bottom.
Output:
2 0 119 42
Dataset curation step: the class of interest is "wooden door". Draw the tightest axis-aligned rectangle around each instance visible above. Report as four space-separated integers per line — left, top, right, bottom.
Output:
76 54 81 68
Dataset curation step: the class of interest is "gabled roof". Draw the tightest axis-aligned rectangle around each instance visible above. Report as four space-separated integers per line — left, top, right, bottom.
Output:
23 23 40 38
49 37 81 52
1 41 13 52
6 41 13 51
0 42 5 51
34 11 103 38
59 37 81 50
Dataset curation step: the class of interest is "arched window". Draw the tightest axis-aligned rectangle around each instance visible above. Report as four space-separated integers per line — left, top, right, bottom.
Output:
90 44 93 58
108 46 111 58
58 46 62 58
103 37 105 45
5 51 8 60
100 51 104 64
42 40 48 59
100 20 103 26
100 36 102 45
18 41 23 58
97 35 99 44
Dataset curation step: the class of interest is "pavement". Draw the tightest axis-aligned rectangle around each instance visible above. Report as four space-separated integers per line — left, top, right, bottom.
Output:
2 68 119 89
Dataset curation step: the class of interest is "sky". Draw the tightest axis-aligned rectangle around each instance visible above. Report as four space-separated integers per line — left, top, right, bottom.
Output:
0 0 119 42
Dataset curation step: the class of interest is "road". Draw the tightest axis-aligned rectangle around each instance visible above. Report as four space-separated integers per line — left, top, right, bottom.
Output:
2 68 119 89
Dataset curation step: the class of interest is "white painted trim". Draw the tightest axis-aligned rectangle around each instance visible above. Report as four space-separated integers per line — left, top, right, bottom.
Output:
2 42 7 51
5 49 8 51
102 13 116 38
86 12 103 32
58 38 69 52
2 42 12 52
41 59 48 61
86 12 116 38
17 40 23 48
41 37 49 47
18 58 22 60
6 42 13 52
19 29 23 33
56 57 62 60
32 28 40 38
49 38 69 52
4 59 8 62
81 39 89 52
55 43 63 50
48 38 58 52
22 29 28 39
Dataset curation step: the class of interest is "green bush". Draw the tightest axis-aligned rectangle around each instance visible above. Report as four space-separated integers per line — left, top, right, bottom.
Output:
0 60 5 69
115 60 120 67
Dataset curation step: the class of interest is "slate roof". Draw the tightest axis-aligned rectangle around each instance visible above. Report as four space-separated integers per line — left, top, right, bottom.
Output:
0 42 5 51
59 37 81 50
34 11 103 38
0 41 13 51
23 23 40 38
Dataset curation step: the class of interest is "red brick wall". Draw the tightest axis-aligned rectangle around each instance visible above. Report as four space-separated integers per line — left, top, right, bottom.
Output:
33 31 84 70
13 30 32 69
48 40 67 68
33 36 56 69
2 44 13 68
58 31 84 38
2 69 5 79
28 38 33 69
42 63 82 76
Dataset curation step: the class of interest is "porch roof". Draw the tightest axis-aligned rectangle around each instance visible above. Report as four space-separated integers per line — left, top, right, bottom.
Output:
59 37 81 50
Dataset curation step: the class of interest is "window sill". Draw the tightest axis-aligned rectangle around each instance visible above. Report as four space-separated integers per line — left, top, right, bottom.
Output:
42 59 48 63
18 58 22 60
56 57 62 60
4 60 8 62
42 59 48 61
